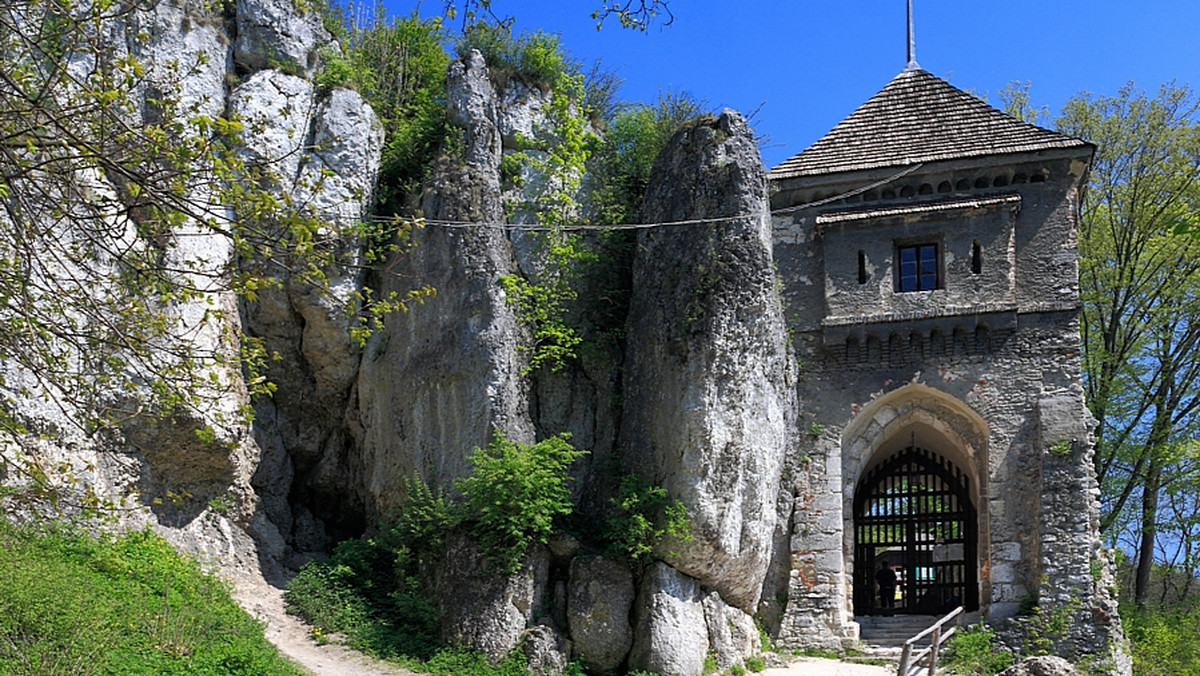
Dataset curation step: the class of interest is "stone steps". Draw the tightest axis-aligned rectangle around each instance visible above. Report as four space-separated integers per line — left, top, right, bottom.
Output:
856 644 904 660
857 611 980 652
858 614 943 648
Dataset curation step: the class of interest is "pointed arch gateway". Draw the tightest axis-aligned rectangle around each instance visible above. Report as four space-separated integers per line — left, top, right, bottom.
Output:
853 445 979 615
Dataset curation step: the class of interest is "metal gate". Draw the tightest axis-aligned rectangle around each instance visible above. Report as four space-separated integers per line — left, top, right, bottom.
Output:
853 446 978 615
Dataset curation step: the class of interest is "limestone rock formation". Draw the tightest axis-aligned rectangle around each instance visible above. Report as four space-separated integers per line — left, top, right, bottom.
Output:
629 562 710 676
520 625 572 676
235 0 333 76
435 533 550 660
703 592 762 671
1 0 382 558
2 0 253 525
496 78 556 149
621 110 797 613
353 50 533 509
233 65 384 542
234 72 383 403
567 556 635 673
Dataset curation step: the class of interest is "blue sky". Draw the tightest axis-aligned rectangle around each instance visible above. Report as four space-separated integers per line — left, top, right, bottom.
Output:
383 1 1200 169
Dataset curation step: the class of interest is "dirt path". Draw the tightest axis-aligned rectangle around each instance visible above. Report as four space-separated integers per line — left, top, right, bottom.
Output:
229 569 897 676
233 576 897 676
230 568 416 676
222 551 890 676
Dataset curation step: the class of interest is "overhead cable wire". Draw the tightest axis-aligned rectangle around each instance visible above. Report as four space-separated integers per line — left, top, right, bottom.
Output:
380 162 928 230
161 163 926 235
768 163 925 216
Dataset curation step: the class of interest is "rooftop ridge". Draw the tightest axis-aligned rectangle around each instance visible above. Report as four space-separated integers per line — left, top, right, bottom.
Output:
768 69 1090 180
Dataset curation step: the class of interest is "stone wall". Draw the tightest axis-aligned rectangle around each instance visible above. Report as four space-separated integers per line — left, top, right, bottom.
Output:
770 153 1128 670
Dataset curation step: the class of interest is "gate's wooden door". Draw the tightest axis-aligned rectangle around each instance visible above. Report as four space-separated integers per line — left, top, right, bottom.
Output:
853 446 978 615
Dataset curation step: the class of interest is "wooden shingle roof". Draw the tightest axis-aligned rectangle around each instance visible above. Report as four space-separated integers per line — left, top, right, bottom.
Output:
768 68 1089 180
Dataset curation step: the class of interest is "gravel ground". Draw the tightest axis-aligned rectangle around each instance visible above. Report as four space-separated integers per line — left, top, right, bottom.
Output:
761 656 896 676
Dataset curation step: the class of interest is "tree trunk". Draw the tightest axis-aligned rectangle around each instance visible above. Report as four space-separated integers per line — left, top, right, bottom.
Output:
1134 460 1163 608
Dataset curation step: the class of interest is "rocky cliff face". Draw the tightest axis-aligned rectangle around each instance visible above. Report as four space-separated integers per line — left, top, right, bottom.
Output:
2 2 797 670
0 0 381 566
353 51 534 518
622 112 797 615
238 70 385 549
384 96 787 671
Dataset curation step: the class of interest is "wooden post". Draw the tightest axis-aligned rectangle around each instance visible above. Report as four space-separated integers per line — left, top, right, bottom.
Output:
927 625 941 676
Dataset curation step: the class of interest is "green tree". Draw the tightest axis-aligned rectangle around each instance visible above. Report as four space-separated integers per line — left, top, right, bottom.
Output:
457 432 587 573
593 89 707 224
319 6 451 212
1058 82 1200 607
998 80 1049 126
1158 466 1200 605
436 0 674 31
0 0 421 503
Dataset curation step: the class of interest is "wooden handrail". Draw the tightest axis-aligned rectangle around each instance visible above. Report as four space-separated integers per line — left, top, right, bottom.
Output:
897 606 964 676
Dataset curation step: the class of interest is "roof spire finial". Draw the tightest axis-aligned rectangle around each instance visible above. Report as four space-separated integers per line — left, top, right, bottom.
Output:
905 0 920 71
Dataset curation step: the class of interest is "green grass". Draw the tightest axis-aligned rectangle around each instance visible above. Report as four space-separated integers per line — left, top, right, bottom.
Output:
0 517 302 675
941 624 1015 676
792 647 841 660
1123 603 1200 675
283 537 441 661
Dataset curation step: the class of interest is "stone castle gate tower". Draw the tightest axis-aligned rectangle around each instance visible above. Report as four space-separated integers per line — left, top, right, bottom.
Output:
767 66 1123 661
